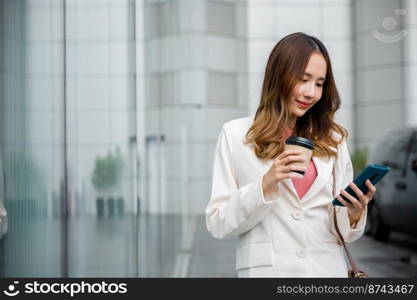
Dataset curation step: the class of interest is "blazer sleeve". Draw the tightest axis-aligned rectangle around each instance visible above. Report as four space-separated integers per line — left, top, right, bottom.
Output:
205 126 279 240
329 140 367 243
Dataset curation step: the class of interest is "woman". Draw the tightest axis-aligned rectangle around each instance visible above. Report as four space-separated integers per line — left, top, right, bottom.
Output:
205 32 376 277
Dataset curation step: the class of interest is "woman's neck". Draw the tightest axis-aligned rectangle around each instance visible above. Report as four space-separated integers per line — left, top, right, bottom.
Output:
281 127 293 141
288 118 296 131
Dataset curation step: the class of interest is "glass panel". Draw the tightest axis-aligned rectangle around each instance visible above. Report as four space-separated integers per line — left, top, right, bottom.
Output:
0 0 64 277
140 0 186 277
65 0 138 277
0 0 184 278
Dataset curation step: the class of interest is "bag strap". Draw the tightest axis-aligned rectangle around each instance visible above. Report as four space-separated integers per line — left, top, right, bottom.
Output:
333 206 361 275
332 161 361 275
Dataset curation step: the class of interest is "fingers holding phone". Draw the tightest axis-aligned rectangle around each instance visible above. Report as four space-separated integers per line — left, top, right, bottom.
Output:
336 180 377 224
332 164 389 207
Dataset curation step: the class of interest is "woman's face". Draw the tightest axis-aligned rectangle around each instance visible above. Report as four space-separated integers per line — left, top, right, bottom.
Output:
288 52 327 120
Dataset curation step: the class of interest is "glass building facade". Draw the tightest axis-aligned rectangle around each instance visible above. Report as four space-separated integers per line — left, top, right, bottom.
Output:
0 0 162 277
0 0 415 278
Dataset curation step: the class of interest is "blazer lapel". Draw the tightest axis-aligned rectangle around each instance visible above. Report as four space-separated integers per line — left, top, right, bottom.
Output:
262 152 336 204
262 157 300 200
300 155 335 204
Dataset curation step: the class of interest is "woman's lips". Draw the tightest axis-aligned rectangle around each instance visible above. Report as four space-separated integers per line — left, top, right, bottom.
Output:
296 100 310 109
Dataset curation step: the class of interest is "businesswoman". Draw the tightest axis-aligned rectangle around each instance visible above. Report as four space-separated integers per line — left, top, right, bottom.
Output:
205 32 376 277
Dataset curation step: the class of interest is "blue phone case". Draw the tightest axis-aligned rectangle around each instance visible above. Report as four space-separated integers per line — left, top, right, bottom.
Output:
332 164 390 206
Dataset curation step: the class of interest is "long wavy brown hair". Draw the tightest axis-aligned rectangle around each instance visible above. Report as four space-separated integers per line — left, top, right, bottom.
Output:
245 32 347 161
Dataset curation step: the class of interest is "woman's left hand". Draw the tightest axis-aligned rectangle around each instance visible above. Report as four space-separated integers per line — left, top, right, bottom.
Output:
335 180 376 225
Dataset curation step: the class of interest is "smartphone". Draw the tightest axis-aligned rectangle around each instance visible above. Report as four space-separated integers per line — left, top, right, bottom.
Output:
332 164 390 206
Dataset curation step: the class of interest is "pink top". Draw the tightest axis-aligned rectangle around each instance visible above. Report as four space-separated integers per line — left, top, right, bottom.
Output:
282 128 318 200
292 160 318 200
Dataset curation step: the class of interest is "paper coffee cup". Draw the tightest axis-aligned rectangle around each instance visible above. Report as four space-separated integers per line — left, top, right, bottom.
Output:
284 136 314 176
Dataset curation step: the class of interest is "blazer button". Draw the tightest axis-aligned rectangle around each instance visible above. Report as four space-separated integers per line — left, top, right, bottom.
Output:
296 250 306 258
292 211 302 220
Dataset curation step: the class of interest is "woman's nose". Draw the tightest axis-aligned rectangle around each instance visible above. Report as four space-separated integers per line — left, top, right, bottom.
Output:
303 83 315 98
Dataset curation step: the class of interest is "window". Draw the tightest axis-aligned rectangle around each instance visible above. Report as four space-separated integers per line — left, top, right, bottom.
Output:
384 131 412 170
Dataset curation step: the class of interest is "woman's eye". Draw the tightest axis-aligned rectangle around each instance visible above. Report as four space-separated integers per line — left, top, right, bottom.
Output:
316 83 323 87
302 79 308 82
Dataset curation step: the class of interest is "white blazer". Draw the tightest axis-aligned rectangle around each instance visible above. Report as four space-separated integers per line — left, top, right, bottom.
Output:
205 116 367 277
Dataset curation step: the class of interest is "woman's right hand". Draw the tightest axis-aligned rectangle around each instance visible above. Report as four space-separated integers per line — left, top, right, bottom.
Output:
262 149 307 199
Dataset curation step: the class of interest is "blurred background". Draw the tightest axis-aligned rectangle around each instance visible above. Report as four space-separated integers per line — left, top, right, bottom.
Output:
0 0 416 277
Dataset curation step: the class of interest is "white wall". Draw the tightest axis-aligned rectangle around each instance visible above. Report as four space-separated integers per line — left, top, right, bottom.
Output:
143 0 248 215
